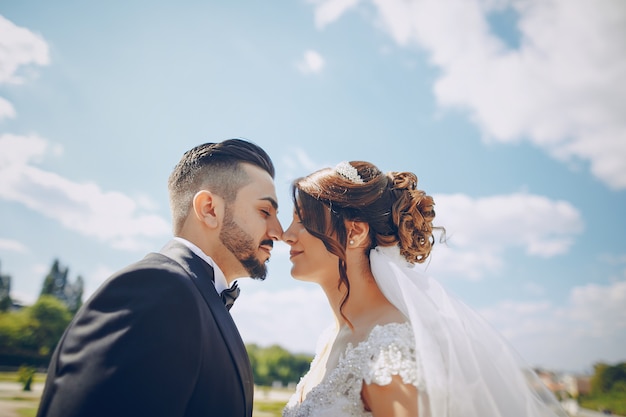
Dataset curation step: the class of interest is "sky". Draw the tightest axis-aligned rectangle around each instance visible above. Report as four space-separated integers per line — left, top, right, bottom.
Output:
1 0 625 375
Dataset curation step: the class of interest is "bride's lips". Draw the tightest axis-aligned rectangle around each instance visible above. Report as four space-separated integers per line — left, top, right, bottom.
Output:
289 250 303 259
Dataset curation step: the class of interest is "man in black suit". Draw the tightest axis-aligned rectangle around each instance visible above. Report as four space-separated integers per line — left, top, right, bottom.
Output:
36 139 283 417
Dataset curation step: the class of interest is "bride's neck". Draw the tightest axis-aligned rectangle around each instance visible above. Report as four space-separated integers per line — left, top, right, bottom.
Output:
321 263 385 329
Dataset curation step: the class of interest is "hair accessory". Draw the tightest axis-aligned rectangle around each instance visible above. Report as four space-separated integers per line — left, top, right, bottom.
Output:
335 161 364 184
349 240 355 245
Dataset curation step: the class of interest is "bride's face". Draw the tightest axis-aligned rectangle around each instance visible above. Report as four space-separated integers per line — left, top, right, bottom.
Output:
282 211 339 284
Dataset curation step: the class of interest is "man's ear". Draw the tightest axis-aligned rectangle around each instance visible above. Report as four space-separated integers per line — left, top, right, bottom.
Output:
346 221 369 247
192 190 223 229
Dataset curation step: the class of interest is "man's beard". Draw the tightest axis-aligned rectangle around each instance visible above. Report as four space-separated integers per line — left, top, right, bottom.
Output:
219 210 271 280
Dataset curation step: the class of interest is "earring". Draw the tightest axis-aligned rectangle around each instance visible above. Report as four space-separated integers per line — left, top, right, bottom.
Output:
349 240 354 245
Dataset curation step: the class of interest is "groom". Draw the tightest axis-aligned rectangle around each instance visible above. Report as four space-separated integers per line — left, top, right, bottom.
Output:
36 139 283 417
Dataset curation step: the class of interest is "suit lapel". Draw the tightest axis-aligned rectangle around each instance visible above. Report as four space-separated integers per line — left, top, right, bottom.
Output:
158 240 253 414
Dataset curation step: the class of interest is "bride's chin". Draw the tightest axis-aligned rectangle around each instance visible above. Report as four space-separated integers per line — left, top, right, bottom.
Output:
289 268 306 281
290 272 319 284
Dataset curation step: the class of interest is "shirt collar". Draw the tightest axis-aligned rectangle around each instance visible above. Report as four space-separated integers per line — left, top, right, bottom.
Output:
173 237 229 294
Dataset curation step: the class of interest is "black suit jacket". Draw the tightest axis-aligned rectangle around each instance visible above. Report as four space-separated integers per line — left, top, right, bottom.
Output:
36 240 254 417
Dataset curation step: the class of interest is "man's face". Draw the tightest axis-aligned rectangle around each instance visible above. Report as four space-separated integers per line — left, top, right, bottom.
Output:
218 163 282 280
220 209 271 279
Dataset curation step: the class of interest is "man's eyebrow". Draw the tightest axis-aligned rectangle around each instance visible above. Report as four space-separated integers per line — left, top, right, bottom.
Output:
260 197 279 210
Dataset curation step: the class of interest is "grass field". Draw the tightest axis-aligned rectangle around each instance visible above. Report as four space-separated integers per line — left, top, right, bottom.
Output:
0 372 42 383
0 372 43 417
0 372 288 417
579 393 626 417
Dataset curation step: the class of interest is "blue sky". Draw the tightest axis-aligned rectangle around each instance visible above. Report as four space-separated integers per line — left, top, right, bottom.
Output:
1 0 624 374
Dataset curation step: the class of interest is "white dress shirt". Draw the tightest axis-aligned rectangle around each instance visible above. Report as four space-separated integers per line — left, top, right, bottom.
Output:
173 237 229 294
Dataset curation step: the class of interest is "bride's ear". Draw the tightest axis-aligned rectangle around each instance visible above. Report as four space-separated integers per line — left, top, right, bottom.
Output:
346 221 369 248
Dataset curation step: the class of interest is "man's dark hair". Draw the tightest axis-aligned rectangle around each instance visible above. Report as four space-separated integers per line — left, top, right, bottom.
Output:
168 139 274 233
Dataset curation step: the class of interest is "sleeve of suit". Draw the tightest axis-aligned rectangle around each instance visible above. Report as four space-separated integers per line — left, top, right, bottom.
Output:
39 264 206 417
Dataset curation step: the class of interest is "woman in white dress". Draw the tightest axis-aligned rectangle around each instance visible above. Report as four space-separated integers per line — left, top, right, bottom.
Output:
281 161 568 417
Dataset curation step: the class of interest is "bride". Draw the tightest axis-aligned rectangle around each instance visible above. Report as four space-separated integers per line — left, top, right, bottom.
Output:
281 161 568 417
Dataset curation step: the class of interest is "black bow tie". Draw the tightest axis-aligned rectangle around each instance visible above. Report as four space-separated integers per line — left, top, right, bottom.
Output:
220 281 240 311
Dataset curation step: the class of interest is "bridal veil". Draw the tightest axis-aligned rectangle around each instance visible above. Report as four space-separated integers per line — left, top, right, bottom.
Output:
370 245 568 417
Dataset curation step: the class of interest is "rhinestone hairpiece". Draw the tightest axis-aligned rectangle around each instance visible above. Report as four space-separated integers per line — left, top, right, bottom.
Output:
335 161 364 184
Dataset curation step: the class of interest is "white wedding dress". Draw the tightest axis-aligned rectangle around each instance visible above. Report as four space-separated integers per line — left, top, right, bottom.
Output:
283 246 568 417
283 322 422 417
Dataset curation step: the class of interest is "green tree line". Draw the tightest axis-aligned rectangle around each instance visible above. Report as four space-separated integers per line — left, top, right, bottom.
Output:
0 259 81 367
0 259 312 387
247 343 312 387
579 361 626 415
590 362 626 395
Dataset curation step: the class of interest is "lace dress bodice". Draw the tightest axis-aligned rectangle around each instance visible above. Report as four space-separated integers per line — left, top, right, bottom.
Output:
283 322 422 417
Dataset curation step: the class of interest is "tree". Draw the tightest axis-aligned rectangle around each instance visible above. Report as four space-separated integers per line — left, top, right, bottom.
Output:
18 365 36 391
247 344 313 386
40 259 84 313
591 363 610 394
0 296 72 366
29 295 72 356
591 362 626 394
0 261 12 311
0 309 31 353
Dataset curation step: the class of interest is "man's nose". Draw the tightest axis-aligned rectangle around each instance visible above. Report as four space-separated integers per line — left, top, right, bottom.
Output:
268 217 283 241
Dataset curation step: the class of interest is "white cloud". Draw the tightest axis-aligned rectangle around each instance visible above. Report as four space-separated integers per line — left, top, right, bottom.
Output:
7 262 49 305
568 279 626 338
0 96 16 120
0 14 50 120
311 0 361 28
426 192 583 279
478 278 626 371
83 264 117 300
426 245 503 281
311 0 626 189
296 50 326 74
282 147 322 174
0 14 50 84
0 134 170 251
0 238 27 253
231 286 332 353
9 290 37 305
32 263 48 278
523 281 546 297
279 148 331 194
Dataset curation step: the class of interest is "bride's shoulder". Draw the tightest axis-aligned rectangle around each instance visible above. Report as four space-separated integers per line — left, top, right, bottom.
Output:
349 320 414 356
355 321 420 388
360 303 410 338
368 321 414 345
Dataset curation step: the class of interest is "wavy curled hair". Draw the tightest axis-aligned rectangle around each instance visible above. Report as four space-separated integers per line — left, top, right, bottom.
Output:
292 161 443 325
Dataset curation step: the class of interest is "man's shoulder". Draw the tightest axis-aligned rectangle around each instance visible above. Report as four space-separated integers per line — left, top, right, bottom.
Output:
81 252 202 315
120 251 187 275
98 252 194 294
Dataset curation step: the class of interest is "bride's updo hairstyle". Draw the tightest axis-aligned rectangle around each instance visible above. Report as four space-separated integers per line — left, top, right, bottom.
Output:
292 161 441 322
